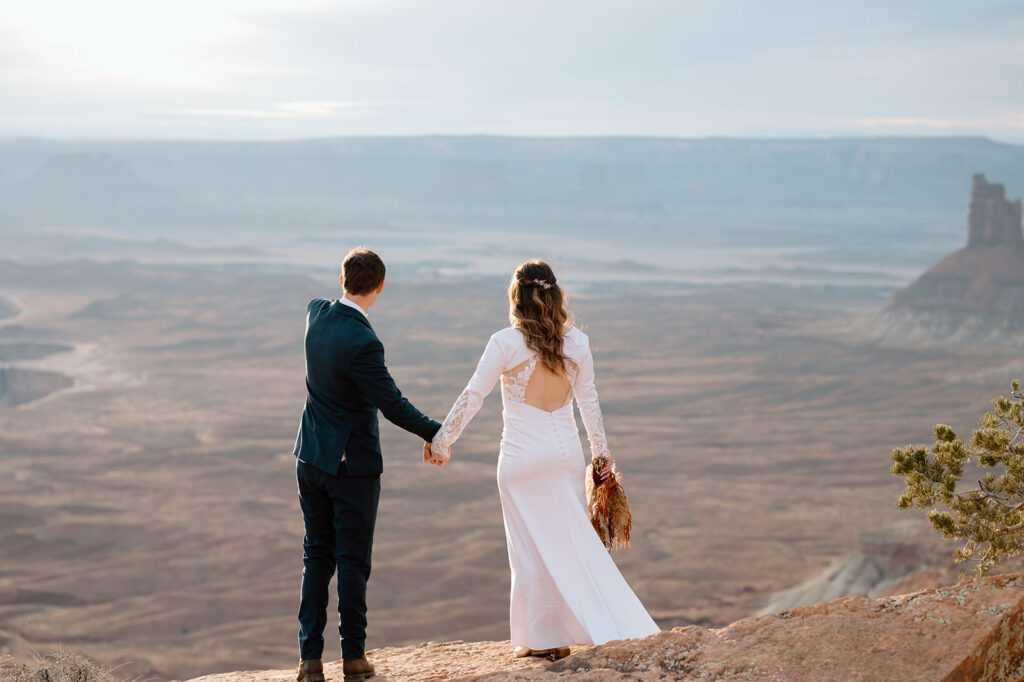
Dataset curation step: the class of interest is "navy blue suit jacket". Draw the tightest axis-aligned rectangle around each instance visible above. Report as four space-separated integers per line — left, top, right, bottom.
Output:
293 298 441 476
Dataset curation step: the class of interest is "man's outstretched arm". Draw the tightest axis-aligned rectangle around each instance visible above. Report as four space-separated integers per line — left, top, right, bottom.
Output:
349 338 440 442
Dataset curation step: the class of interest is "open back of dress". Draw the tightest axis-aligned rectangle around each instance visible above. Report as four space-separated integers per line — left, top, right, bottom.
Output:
502 356 577 412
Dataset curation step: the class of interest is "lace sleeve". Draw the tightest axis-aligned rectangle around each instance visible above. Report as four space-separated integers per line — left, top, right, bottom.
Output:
572 334 611 461
431 333 505 459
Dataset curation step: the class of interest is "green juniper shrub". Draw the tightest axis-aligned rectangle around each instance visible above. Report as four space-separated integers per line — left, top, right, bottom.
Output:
892 379 1024 576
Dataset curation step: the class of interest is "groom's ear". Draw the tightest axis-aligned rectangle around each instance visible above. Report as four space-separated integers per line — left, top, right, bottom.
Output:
375 279 385 295
339 273 345 290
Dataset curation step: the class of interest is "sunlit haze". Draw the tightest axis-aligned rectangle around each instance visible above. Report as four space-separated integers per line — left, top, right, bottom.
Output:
3 0 1023 140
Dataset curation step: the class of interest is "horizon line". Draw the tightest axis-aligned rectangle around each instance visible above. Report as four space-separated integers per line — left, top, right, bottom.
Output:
0 132 1021 147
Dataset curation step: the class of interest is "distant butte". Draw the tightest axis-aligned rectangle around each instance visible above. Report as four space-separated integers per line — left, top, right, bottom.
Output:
967 173 1024 247
893 173 1024 314
876 174 1024 347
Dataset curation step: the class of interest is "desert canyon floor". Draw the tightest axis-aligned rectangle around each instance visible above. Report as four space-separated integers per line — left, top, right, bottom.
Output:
1 259 1022 680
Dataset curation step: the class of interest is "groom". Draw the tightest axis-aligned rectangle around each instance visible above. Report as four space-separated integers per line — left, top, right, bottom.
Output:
293 247 445 682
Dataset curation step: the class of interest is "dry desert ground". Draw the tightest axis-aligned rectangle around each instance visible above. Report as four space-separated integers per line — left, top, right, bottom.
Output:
0 259 1019 680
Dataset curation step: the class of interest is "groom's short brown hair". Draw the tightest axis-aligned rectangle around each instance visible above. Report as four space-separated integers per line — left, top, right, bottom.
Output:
342 248 386 295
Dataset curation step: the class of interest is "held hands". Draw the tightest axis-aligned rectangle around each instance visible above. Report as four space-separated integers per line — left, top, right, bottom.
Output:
595 455 615 481
422 441 450 467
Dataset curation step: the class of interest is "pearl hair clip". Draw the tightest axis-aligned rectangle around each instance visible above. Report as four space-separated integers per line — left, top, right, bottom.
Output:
532 278 553 290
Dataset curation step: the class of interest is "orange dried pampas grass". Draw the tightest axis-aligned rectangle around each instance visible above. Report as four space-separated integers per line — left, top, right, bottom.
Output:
586 456 632 550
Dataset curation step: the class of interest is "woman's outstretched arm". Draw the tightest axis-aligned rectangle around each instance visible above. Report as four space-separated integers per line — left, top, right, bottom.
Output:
430 332 506 460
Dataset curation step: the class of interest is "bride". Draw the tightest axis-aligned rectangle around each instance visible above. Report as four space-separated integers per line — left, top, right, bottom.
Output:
426 259 660 659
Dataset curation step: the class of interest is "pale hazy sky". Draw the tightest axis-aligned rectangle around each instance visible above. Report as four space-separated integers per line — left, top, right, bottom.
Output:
3 0 1023 140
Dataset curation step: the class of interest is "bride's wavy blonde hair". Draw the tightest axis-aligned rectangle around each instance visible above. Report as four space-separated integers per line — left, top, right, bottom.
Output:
508 260 574 375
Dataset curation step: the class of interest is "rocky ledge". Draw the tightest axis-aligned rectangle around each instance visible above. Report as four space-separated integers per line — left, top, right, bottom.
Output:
182 574 1024 682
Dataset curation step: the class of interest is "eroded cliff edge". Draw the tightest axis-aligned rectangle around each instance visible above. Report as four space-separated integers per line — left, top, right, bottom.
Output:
180 574 1024 682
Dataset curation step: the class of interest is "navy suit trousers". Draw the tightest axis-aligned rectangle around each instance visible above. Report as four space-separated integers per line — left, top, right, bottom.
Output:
296 457 381 661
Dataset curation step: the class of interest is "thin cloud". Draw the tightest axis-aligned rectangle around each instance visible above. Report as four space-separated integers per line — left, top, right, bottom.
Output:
4 1 1024 138
857 118 957 129
167 100 365 119
854 115 1024 132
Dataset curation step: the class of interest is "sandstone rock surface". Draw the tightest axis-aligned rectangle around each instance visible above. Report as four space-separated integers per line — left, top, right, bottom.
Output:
543 574 1024 682
182 575 1024 682
179 640 580 682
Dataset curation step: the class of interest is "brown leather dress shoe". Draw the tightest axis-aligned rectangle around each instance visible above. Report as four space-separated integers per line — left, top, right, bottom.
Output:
549 647 570 660
296 659 324 682
512 646 570 661
342 655 375 681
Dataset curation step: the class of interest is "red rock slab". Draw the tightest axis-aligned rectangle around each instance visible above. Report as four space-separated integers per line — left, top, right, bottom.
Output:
180 640 582 682
539 574 1024 682
180 575 1024 682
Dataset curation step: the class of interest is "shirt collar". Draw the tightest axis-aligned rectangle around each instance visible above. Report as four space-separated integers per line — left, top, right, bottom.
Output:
338 295 368 318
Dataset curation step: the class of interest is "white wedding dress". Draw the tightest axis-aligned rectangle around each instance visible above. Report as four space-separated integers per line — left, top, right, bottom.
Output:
431 326 660 650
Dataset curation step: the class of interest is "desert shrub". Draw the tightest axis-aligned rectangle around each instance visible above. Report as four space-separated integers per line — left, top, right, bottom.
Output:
892 379 1024 576
0 650 116 682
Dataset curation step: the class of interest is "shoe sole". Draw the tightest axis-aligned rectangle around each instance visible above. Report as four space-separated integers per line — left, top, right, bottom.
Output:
343 673 375 682
521 647 570 661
